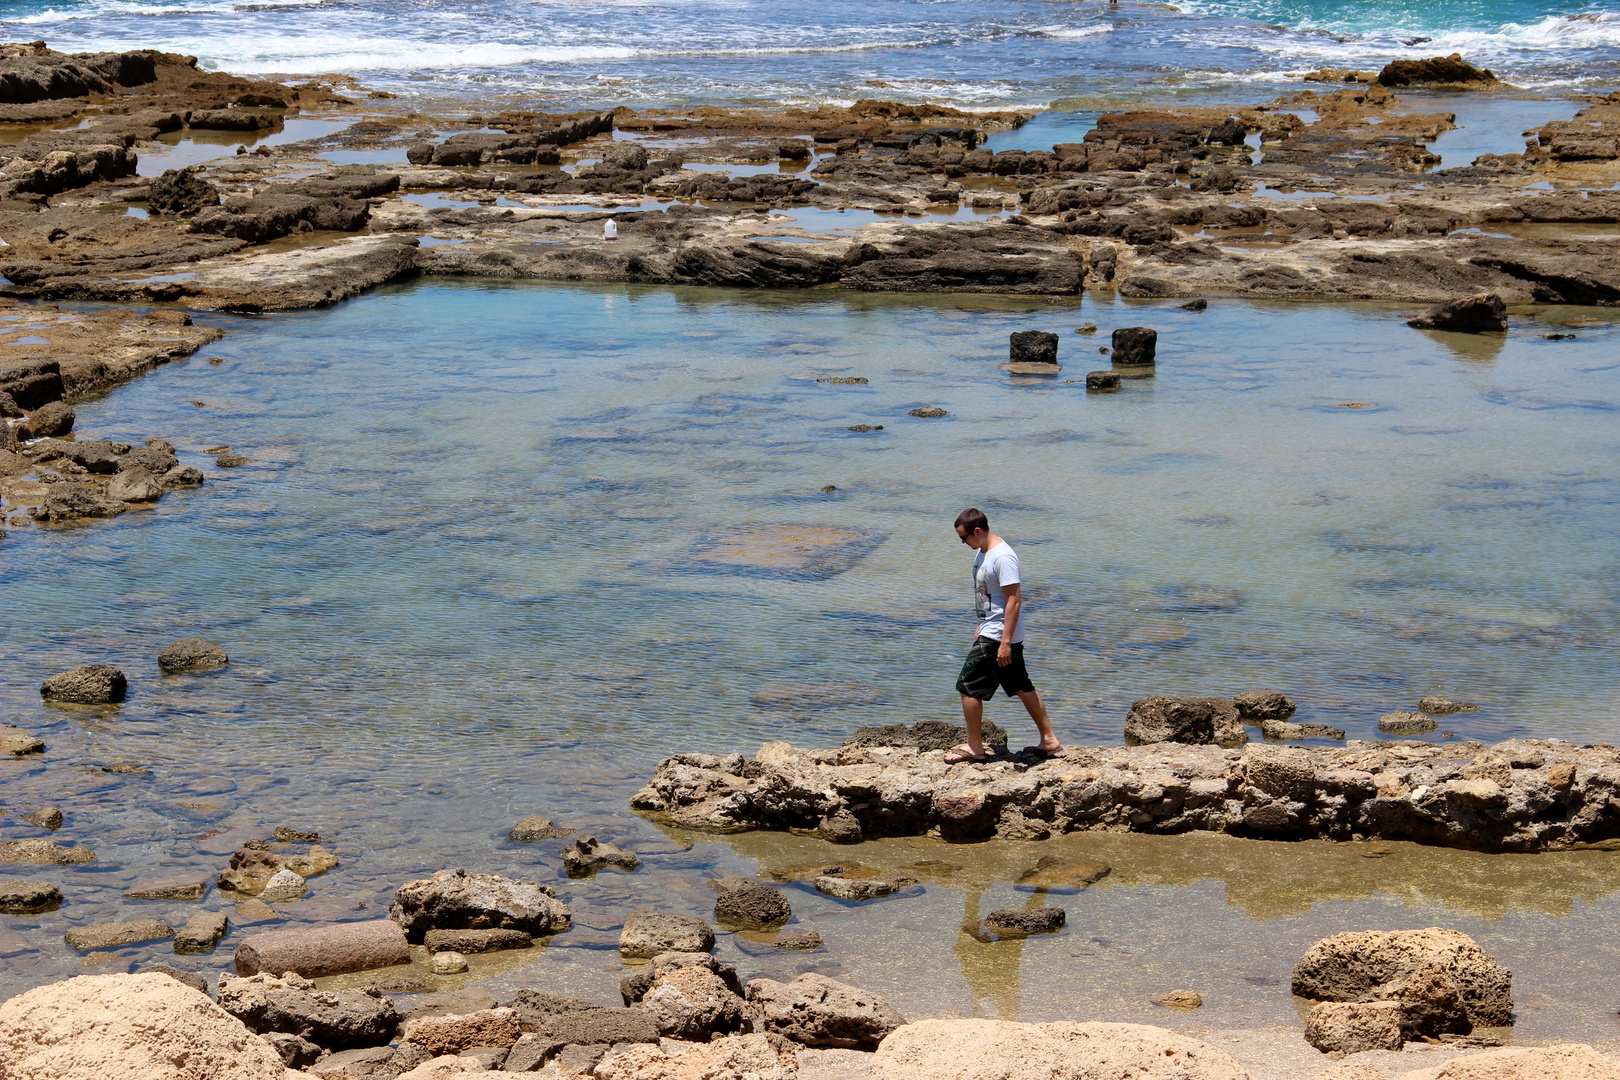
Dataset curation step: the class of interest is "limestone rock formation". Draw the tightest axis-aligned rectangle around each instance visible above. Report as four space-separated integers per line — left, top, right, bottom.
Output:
870 1018 1249 1080
389 868 570 942
747 972 904 1050
1293 928 1513 1026
0 971 298 1080
619 911 715 958
40 664 127 704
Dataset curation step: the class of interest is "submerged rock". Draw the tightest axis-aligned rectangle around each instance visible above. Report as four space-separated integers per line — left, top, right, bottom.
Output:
0 880 62 914
814 874 906 901
173 911 229 955
1380 710 1438 734
429 950 468 974
423 927 531 954
508 815 572 842
561 835 640 876
985 907 1066 936
0 726 45 757
159 637 229 673
1420 696 1480 716
21 806 63 829
773 930 823 951
64 919 176 951
0 838 95 864
40 664 127 704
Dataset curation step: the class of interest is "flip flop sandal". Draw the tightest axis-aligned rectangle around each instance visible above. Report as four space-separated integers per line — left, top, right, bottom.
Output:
943 745 988 764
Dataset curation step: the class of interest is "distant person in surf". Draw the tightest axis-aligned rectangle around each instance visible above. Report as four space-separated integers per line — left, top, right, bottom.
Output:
944 508 1062 763
603 218 619 241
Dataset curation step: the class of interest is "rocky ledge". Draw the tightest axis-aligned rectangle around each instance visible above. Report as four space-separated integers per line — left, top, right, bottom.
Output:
631 730 1620 852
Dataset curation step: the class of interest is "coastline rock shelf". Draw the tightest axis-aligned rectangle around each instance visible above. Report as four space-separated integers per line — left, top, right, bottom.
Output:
631 734 1620 853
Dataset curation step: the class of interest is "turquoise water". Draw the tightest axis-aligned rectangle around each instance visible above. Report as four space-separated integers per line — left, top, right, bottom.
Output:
5 0 1618 108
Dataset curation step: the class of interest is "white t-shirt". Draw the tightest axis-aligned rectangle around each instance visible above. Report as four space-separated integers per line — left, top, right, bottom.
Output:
973 540 1023 643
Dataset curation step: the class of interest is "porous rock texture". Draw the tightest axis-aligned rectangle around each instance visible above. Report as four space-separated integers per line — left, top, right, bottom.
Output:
158 637 229 673
619 910 715 958
0 971 300 1080
594 1033 801 1080
870 1018 1250 1080
1304 1001 1405 1054
218 972 401 1050
39 663 126 704
403 1008 525 1054
747 972 904 1050
713 879 792 928
390 867 571 942
1293 928 1513 1026
632 737 1620 851
1396 1044 1620 1080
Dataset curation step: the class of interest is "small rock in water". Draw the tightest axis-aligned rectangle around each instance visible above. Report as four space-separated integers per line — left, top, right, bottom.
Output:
430 950 469 974
1232 688 1297 722
713 881 792 930
1009 330 1060 366
1407 292 1508 334
815 376 867 384
508 815 572 842
985 906 1065 936
1544 332 1576 340
1379 710 1438 734
106 467 163 503
618 910 715 958
65 919 176 951
1085 370 1120 392
820 484 837 493
1111 326 1158 366
1076 322 1097 335
0 726 44 757
561 834 640 877
124 878 207 901
234 898 279 920
40 664 127 705
21 806 63 830
1153 989 1203 1009
814 875 906 901
173 911 229 954
162 465 205 488
159 638 229 674
0 838 95 865
391 868 569 941
1261 718 1346 741
818 808 863 843
273 824 319 843
908 406 947 418
1098 345 1111 355
258 869 306 902
1419 696 1480 716
1181 298 1209 311
424 927 532 954
847 424 884 432
0 880 62 914
215 453 248 468
773 931 823 951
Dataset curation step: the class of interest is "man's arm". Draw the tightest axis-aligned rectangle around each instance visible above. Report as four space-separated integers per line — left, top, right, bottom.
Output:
998 584 1020 665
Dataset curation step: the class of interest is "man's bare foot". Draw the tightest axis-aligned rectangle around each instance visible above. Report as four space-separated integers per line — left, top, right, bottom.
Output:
944 744 987 764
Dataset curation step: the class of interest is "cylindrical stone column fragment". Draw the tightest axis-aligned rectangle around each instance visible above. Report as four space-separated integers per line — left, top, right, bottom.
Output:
234 918 409 978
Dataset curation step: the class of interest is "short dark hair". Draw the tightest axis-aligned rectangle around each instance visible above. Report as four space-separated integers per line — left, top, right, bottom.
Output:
954 507 988 536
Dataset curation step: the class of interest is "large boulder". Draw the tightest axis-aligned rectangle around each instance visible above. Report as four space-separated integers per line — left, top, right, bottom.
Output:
1292 928 1512 1026
1394 1044 1620 1080
1125 695 1246 747
40 664 126 704
0 971 298 1080
389 868 570 943
619 911 715 958
747 973 904 1050
870 1018 1249 1080
1407 293 1508 333
594 1033 799 1080
1378 54 1498 88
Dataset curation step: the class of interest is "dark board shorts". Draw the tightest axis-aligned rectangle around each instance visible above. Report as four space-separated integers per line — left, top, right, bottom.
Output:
955 636 1035 701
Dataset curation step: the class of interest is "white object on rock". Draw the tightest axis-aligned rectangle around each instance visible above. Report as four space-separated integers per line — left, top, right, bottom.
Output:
870 1018 1250 1080
430 950 468 974
604 218 618 241
258 869 305 903
0 971 298 1080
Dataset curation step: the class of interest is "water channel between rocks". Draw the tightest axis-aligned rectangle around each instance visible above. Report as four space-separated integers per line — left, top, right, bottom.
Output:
1 280 1617 1031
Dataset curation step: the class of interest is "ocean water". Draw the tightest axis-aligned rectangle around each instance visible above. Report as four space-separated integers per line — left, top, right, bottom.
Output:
1 282 1619 1008
3 0 1618 109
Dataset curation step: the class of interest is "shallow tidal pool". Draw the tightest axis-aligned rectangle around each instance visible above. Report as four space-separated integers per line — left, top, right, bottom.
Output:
1 279 1617 1016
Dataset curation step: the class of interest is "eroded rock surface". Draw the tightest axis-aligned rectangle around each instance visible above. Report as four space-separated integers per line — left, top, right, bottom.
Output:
633 738 1620 851
871 1018 1250 1080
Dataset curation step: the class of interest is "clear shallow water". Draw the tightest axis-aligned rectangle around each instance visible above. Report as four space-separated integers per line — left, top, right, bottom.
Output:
1 280 1618 1003
5 0 1619 108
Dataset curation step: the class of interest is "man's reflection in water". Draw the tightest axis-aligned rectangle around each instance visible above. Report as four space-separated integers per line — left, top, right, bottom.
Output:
954 887 1053 1019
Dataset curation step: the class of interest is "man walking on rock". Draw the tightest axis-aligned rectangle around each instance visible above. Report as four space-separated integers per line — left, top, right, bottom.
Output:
945 508 1062 763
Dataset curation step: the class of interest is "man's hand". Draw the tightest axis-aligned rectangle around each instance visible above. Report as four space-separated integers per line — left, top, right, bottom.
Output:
997 640 1012 667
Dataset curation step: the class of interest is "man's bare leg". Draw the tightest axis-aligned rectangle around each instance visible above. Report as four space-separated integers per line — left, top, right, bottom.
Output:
1014 688 1061 752
959 694 986 757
